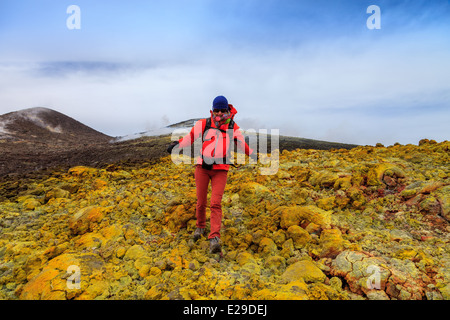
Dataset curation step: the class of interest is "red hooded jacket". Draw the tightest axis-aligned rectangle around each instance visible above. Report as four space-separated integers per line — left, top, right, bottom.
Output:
177 104 254 171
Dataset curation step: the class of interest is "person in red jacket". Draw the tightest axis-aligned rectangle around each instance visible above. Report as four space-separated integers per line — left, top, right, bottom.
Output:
167 96 256 253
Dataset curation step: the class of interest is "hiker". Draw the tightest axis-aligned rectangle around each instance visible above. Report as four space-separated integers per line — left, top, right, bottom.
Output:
167 95 257 253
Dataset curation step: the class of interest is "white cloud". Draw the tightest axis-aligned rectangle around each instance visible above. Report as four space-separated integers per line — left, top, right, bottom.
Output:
0 29 449 146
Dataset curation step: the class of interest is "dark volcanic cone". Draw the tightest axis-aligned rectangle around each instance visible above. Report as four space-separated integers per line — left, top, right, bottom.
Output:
0 107 112 144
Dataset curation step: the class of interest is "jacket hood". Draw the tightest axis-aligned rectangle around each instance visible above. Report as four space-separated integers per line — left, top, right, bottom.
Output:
228 104 237 118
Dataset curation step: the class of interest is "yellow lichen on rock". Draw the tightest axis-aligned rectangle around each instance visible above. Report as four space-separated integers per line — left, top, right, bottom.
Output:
281 260 326 283
68 206 107 235
279 205 332 229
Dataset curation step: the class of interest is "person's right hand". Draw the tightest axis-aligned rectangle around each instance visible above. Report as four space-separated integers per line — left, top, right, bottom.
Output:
167 141 179 154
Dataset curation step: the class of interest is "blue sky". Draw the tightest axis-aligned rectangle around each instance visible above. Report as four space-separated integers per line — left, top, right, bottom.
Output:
0 0 449 145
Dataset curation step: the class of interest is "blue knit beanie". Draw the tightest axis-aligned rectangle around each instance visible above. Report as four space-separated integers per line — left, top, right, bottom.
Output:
212 95 229 110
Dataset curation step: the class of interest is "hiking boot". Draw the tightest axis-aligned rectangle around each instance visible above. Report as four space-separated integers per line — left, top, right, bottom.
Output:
209 236 221 253
193 228 205 241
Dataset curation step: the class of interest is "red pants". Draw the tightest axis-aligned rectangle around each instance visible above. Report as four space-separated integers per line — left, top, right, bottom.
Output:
194 165 228 239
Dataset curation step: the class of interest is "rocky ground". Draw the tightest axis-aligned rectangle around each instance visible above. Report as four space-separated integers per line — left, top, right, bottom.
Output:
0 135 171 181
0 138 448 300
